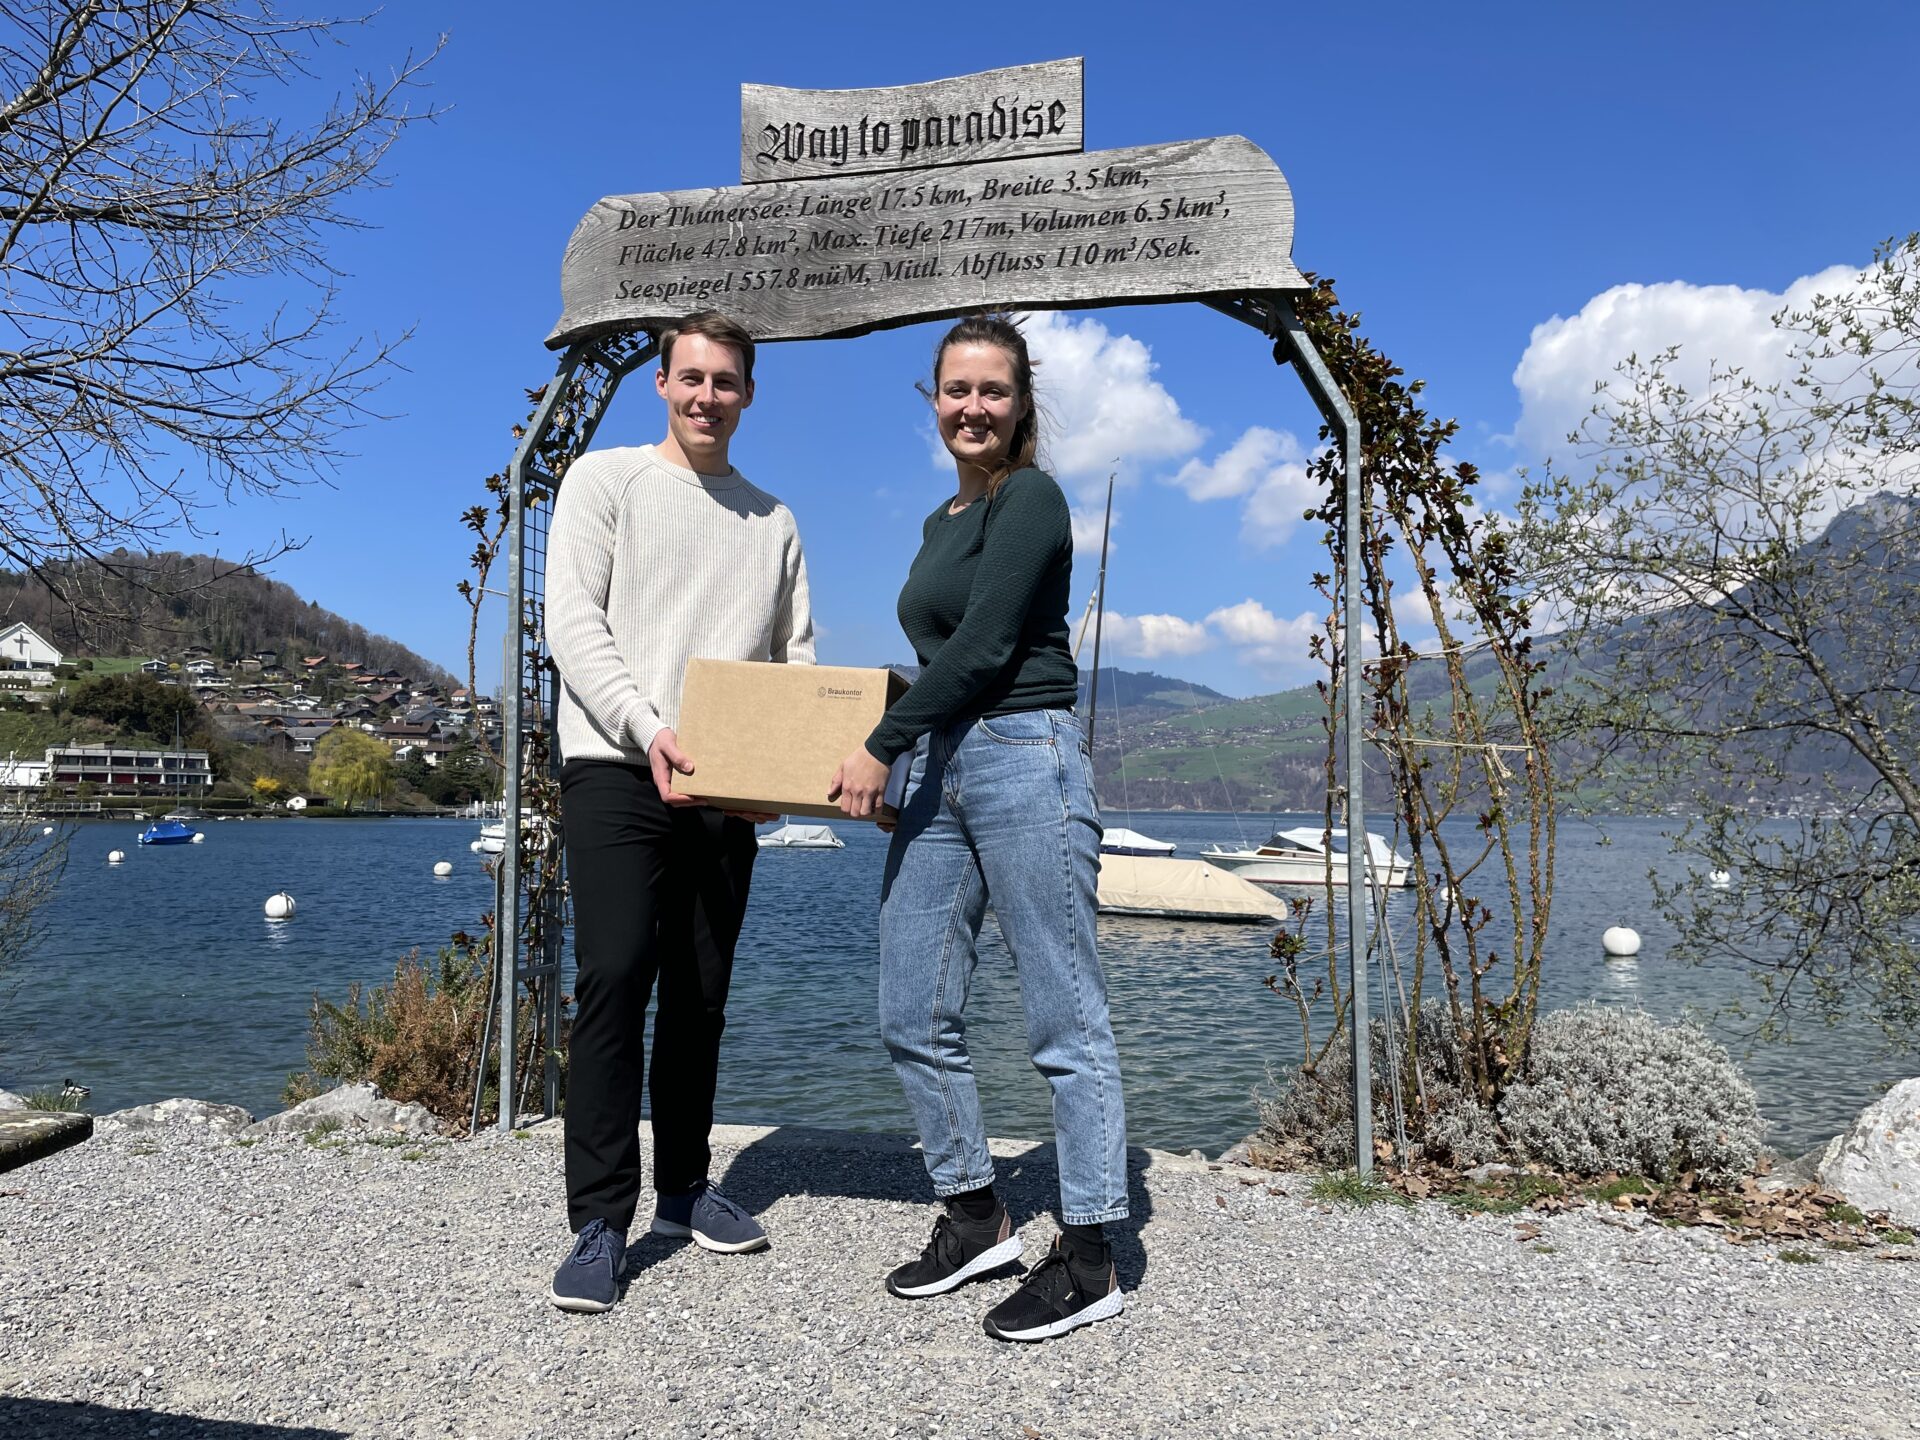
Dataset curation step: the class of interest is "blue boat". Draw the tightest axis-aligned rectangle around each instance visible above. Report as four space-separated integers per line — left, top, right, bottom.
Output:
136 819 198 846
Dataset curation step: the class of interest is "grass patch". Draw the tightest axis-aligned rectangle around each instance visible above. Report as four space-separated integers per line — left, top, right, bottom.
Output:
1531 1244 1558 1254
1825 1202 1867 1225
511 1129 531 1140
1585 1175 1653 1203
400 1148 427 1162
1824 1238 1865 1252
358 1134 408 1149
1442 1185 1526 1216
303 1118 344 1145
232 1137 259 1148
21 1088 82 1112
1883 1230 1913 1246
1310 1171 1414 1209
1778 1248 1819 1264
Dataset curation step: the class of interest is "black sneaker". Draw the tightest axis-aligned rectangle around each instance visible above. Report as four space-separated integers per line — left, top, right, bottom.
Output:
886 1203 1023 1298
982 1237 1123 1342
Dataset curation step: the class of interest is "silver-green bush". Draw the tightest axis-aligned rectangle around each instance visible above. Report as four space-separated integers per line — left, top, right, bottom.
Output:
1257 1003 1763 1182
1498 1005 1763 1184
1255 1005 1502 1168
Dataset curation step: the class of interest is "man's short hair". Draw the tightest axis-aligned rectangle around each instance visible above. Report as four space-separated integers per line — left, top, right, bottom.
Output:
657 312 756 386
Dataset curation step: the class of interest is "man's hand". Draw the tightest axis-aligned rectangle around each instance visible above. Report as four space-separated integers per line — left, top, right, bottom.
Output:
648 727 704 807
828 747 890 820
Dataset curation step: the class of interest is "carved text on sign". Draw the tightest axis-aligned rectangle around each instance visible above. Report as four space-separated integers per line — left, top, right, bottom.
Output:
740 59 1084 184
553 136 1305 347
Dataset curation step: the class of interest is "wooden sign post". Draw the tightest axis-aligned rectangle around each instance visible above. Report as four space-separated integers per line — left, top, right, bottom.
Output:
494 60 1374 1178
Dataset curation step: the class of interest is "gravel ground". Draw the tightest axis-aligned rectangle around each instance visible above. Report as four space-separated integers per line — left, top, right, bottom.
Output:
2 1121 1916 1440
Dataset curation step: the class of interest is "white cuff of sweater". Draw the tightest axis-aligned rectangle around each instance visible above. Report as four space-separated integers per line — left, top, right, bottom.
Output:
627 708 665 758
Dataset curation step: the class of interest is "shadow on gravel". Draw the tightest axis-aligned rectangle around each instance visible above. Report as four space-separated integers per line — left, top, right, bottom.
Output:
0 1398 346 1439
716 1129 1157 1287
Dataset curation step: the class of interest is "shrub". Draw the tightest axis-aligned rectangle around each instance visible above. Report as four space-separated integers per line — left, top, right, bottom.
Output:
1258 1003 1764 1183
1499 1006 1764 1184
283 934 536 1131
1256 1004 1502 1169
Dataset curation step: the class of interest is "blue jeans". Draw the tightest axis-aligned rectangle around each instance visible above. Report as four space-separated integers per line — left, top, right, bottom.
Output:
878 708 1129 1225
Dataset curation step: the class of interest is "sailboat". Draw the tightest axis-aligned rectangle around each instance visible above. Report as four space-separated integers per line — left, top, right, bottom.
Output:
1078 481 1283 925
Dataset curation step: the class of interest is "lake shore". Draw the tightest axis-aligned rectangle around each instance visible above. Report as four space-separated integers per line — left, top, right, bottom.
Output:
3 1122 1914 1439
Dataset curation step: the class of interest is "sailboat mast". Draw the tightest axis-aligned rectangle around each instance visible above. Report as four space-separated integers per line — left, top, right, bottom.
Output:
1085 477 1115 744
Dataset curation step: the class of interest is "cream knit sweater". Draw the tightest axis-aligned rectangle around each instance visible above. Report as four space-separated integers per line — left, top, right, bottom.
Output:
546 444 815 766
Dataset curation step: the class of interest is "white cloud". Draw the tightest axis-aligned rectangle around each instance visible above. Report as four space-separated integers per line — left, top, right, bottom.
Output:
1070 505 1114 562
1167 425 1319 548
1204 598 1320 673
1510 265 1861 460
1098 610 1214 660
1020 310 1206 491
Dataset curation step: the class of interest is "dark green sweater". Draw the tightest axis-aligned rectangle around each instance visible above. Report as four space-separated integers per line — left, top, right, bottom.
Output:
864 467 1079 764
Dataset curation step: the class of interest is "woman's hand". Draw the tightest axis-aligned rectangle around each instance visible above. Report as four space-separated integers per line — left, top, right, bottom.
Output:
828 748 890 819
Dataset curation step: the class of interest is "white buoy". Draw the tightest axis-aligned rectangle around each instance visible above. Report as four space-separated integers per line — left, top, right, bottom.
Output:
469 840 485 854
433 860 453 877
264 891 296 920
1602 925 1642 957
42 825 53 836
107 849 126 865
191 832 206 844
1709 868 1731 888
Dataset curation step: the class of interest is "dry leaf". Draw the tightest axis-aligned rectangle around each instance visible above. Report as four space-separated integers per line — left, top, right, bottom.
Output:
1513 1222 1543 1242
1214 1194 1227 1209
1023 1428 1044 1439
1611 1195 1636 1211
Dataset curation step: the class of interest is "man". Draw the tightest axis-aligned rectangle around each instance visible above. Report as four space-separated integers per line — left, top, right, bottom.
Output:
544 311 813 1313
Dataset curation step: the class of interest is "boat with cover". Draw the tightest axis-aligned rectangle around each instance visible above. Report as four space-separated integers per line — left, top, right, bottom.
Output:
1096 853 1285 923
136 818 198 846
758 821 845 850
1199 826 1414 889
1099 826 1176 857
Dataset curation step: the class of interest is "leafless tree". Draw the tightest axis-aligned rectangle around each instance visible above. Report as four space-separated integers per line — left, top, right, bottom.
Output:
0 1 438 633
1518 236 1920 1044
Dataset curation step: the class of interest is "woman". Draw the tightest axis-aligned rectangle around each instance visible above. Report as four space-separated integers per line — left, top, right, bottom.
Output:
830 314 1128 1343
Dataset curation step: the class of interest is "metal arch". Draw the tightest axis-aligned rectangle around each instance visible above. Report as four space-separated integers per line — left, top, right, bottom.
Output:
490 296 1375 1176
1204 294 1374 1177
488 331 657 1131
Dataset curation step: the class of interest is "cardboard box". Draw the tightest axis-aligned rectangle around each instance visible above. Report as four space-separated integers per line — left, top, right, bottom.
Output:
675 659 911 820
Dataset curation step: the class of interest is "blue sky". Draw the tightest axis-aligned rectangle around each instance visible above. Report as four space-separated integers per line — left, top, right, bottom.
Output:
182 2 1918 697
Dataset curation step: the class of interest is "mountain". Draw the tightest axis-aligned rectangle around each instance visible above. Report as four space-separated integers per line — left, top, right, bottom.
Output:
1094 493 1920 812
0 553 458 688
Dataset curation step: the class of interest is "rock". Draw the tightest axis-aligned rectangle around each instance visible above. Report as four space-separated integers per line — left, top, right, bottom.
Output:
1813 1077 1920 1225
0 1088 28 1111
242 1082 443 1141
1465 1163 1519 1184
98 1098 255 1136
1218 1138 1256 1167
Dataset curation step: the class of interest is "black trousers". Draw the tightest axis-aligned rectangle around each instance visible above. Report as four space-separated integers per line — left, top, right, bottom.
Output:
559 758 758 1232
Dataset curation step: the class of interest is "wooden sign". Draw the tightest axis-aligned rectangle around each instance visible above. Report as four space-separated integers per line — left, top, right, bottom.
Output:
549 135 1306 348
741 59 1083 184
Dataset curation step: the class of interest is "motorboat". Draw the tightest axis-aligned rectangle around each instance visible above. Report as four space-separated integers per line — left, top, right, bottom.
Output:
758 821 844 850
1199 827 1414 889
1099 826 1176 857
136 818 198 846
1095 854 1286 923
476 821 505 855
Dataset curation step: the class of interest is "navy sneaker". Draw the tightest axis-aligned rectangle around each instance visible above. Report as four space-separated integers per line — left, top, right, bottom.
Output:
651 1180 768 1253
982 1237 1123 1342
548 1218 626 1313
886 1203 1022 1298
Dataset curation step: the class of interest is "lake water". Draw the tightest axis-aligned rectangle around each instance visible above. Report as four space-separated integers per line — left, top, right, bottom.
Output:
3 811 1909 1156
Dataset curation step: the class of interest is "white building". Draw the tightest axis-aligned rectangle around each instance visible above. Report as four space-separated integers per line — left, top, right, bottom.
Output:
0 622 61 673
